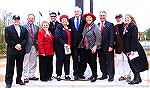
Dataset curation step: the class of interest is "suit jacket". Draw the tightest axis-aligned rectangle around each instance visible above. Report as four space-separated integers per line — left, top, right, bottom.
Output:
22 24 39 53
48 21 60 36
38 29 54 55
5 25 28 55
69 16 86 47
55 24 71 57
97 21 115 51
79 22 101 49
123 23 148 72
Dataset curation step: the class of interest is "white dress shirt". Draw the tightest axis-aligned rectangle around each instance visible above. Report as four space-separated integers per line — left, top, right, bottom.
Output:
15 25 21 37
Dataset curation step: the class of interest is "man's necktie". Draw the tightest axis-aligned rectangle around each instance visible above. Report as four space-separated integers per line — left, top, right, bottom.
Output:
30 25 34 37
30 25 34 45
76 18 79 30
100 21 104 33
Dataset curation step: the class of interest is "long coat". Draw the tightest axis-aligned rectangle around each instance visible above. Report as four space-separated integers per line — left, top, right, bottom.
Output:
38 29 54 55
5 25 28 55
123 23 148 73
54 24 72 57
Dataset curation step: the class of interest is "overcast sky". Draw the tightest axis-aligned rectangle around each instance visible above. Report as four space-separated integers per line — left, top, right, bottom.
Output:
0 0 150 32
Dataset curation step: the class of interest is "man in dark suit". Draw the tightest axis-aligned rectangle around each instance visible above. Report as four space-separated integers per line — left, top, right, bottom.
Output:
48 12 60 36
5 15 28 88
69 6 86 80
97 11 115 82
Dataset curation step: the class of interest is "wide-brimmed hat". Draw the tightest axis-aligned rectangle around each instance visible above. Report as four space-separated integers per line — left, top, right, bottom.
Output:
59 15 69 21
83 13 96 21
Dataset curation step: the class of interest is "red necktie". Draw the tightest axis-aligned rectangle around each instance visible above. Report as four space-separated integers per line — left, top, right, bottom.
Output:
30 25 34 45
100 22 104 33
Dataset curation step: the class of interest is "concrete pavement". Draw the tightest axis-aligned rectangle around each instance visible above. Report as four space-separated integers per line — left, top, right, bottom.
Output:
0 55 150 88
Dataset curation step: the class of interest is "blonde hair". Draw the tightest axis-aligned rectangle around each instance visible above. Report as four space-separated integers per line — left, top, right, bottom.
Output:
41 21 49 26
125 14 136 25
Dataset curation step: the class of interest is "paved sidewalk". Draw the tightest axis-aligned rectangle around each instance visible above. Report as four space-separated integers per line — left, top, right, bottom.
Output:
0 55 150 88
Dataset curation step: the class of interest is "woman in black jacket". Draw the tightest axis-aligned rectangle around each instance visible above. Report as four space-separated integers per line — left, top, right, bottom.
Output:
123 14 148 85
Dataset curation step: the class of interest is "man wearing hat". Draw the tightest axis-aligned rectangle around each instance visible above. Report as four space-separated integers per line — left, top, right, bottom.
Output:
48 12 60 36
5 15 28 88
114 14 131 82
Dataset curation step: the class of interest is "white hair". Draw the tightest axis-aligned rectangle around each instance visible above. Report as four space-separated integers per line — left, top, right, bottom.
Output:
74 6 82 13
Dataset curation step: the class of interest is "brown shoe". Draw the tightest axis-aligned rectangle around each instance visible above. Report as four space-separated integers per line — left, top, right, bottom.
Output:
29 77 39 80
118 76 125 81
124 75 131 82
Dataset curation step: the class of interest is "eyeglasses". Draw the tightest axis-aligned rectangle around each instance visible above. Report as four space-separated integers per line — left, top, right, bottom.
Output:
50 16 56 17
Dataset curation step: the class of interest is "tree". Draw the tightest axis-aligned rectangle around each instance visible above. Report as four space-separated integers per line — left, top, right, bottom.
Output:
145 28 150 40
0 19 6 54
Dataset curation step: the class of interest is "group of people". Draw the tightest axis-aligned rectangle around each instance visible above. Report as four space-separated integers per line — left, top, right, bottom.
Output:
4 6 149 88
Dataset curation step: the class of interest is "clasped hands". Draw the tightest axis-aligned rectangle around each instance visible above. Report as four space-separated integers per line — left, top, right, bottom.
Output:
15 44 22 51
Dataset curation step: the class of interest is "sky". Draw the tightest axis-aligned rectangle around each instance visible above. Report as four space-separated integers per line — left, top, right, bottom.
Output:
0 0 150 32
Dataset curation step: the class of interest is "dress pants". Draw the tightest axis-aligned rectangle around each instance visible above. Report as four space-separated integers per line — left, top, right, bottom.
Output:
98 49 115 78
86 49 97 78
56 54 70 76
71 47 86 76
23 46 37 78
5 54 24 85
39 55 53 81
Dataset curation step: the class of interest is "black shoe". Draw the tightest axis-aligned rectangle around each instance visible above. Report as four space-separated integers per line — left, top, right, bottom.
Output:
16 81 25 85
88 76 93 80
24 78 29 83
48 78 52 81
108 77 114 82
6 84 11 88
98 76 108 80
74 75 79 80
57 76 61 81
29 77 39 80
91 77 97 82
40 79 48 82
79 75 85 79
128 78 142 85
65 76 71 80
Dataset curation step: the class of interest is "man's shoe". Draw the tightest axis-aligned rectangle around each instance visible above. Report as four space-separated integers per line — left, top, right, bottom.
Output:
57 76 61 81
65 76 71 80
98 76 108 80
6 84 11 88
108 77 114 82
74 75 79 80
91 77 97 82
79 75 85 79
88 76 93 80
29 77 39 80
24 78 29 83
16 81 25 85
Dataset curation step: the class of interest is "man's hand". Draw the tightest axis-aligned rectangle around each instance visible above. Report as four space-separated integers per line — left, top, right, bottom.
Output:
15 44 22 50
108 47 113 52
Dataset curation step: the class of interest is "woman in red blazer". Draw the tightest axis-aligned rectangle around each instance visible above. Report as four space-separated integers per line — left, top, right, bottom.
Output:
38 21 54 82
